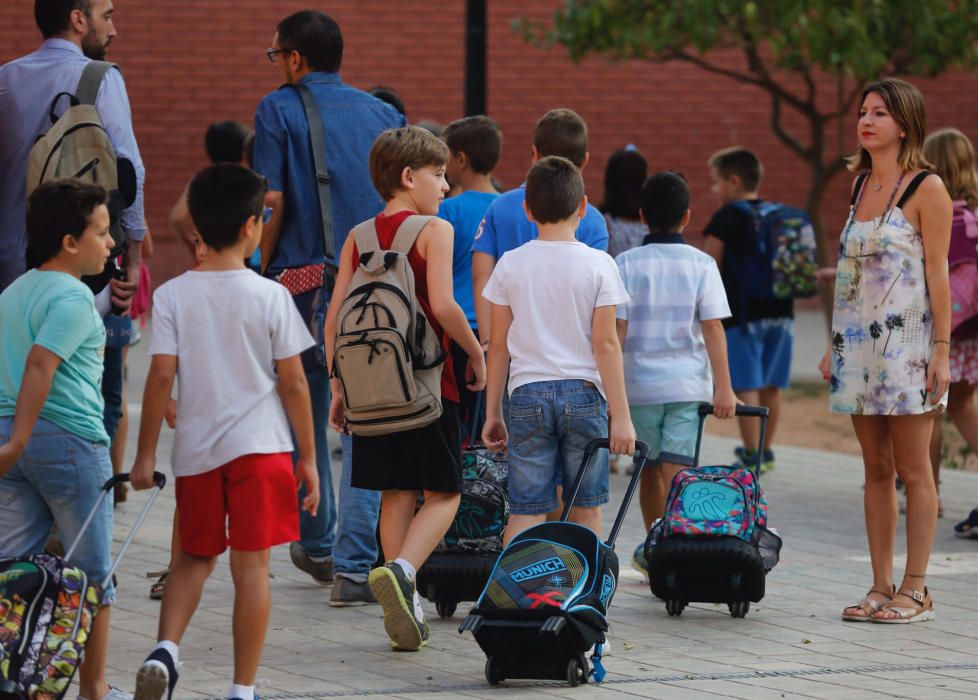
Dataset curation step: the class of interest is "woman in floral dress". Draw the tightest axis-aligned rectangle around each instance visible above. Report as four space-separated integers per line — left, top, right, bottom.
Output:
819 79 951 623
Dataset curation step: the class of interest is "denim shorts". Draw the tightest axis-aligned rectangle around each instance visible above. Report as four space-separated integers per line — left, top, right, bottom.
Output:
0 417 115 603
629 402 700 466
726 317 794 391
507 380 609 515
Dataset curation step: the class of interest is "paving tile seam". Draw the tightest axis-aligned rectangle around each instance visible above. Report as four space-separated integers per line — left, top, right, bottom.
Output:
184 661 978 699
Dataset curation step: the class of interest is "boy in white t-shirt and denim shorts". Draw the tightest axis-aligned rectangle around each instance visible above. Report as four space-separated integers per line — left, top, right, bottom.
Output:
482 156 635 544
130 165 320 700
614 172 737 577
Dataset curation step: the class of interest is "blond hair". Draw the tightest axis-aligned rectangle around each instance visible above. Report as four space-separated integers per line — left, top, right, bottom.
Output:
924 128 978 209
369 126 449 201
847 78 932 173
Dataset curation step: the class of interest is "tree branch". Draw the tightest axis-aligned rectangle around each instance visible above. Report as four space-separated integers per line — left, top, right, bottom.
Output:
825 155 849 180
771 91 809 159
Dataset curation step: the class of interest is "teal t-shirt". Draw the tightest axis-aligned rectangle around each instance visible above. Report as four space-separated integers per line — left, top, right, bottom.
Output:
0 270 108 444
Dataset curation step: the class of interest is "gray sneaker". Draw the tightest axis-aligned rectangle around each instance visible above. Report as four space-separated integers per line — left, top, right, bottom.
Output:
289 542 333 585
329 576 378 607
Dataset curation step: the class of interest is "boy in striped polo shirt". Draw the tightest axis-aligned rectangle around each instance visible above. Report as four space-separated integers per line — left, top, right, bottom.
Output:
614 171 738 577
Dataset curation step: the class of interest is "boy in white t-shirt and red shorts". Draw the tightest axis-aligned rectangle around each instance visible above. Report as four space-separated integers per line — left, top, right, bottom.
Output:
482 156 635 544
130 165 320 700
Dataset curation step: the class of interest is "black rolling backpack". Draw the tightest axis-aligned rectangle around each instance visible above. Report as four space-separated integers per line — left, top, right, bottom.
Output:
460 438 650 687
416 426 508 617
646 404 782 618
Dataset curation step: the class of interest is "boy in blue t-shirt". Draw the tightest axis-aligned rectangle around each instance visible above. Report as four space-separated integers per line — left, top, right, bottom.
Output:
472 109 609 345
0 180 125 700
437 116 502 439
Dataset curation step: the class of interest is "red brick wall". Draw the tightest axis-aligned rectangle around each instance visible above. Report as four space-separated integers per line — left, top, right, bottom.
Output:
2 2 977 285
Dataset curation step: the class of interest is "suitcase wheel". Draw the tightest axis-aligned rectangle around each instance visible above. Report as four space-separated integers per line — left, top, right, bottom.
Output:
485 656 505 685
436 599 458 618
665 599 686 617
728 600 750 618
566 654 588 687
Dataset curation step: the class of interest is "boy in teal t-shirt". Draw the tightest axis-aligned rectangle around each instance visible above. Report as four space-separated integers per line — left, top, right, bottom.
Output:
0 180 125 700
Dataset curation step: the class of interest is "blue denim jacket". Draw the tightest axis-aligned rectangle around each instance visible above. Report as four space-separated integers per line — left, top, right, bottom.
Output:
253 72 405 275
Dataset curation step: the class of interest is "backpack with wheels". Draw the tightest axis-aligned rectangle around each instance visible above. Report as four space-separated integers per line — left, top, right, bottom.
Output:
331 215 446 436
647 404 782 619
417 396 509 618
460 439 651 687
732 201 818 301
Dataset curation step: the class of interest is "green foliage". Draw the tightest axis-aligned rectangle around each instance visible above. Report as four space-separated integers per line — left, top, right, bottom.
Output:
525 0 978 82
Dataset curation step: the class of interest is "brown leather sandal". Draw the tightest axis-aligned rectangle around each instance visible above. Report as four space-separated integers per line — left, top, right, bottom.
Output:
872 584 935 624
841 585 894 622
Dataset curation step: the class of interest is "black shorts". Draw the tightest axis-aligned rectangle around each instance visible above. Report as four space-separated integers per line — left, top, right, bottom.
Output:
351 399 462 493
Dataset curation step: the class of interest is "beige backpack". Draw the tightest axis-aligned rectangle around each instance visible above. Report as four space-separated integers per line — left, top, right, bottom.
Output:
332 215 446 436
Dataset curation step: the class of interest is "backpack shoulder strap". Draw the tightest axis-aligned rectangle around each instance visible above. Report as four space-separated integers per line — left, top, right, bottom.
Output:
390 215 434 255
351 219 381 257
851 174 868 206
896 171 932 210
76 61 116 105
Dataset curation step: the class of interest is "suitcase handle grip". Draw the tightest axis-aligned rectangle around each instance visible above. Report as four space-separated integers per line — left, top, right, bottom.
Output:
65 471 166 589
102 471 167 490
698 404 770 418
582 437 651 462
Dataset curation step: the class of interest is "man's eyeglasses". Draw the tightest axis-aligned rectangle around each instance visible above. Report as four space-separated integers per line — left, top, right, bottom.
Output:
266 48 291 63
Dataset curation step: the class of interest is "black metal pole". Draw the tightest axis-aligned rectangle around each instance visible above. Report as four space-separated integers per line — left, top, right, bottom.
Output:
465 0 487 116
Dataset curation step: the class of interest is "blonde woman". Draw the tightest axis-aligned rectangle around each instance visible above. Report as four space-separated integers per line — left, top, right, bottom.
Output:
923 128 978 537
819 78 951 623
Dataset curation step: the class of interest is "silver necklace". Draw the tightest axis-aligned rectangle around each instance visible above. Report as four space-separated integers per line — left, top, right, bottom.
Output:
842 171 906 243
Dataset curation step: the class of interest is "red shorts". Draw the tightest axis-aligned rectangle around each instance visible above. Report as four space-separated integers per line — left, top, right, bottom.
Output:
175 452 298 557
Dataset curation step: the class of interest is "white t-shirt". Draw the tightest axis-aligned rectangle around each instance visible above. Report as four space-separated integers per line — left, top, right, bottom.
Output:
615 238 731 405
149 270 314 477
482 239 629 397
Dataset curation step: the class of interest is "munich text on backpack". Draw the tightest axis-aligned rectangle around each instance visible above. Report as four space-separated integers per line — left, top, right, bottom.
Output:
26 61 136 259
0 473 164 700
647 404 782 618
332 215 446 436
949 200 978 341
732 201 819 301
460 439 651 687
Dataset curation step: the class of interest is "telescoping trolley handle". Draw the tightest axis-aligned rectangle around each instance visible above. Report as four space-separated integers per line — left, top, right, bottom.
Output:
693 404 770 476
560 438 651 550
64 472 166 590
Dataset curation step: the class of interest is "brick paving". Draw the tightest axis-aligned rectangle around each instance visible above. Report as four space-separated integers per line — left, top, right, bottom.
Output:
97 324 978 699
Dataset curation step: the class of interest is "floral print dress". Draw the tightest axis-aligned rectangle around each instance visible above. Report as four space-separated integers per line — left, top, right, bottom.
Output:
830 175 947 416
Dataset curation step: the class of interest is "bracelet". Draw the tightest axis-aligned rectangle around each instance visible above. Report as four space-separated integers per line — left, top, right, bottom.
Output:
934 340 950 345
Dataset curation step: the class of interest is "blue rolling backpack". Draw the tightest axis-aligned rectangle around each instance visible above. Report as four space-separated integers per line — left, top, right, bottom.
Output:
459 438 650 687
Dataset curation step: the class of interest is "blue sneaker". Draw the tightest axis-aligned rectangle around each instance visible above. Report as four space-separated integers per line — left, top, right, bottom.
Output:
134 647 179 700
631 542 649 579
734 446 775 474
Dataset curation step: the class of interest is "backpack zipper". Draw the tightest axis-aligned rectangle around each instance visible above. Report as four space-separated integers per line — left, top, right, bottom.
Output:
17 564 49 656
335 337 411 402
73 157 100 180
345 405 433 425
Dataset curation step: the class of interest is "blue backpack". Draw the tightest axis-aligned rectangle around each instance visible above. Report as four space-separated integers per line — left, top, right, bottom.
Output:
732 201 818 301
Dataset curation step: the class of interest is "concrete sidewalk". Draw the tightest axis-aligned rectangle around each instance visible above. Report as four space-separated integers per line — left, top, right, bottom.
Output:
99 324 978 700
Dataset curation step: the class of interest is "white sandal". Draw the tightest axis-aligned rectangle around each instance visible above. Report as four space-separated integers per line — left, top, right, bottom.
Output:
841 586 893 622
872 586 935 624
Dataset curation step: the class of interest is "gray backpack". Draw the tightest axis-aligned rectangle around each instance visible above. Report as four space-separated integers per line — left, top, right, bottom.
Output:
332 215 446 436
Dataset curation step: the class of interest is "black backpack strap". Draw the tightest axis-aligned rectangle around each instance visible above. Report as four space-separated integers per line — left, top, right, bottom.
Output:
286 82 335 266
76 61 116 105
851 173 868 206
896 171 932 210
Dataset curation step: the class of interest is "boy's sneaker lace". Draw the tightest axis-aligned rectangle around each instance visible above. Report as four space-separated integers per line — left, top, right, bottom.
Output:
368 561 429 651
134 647 179 700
